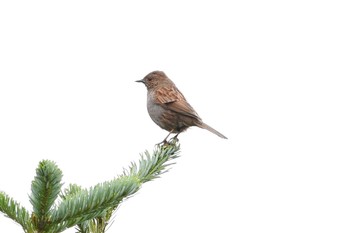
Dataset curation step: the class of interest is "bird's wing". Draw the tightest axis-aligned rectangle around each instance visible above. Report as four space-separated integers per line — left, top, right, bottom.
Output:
155 86 201 119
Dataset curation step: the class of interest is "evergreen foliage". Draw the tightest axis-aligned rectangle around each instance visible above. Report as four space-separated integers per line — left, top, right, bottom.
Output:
0 141 180 233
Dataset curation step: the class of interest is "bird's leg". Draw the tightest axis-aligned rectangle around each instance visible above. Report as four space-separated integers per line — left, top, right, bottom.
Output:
169 132 180 142
156 130 174 146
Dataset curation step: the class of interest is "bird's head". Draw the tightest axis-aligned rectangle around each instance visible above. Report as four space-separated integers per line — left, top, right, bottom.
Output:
136 71 173 90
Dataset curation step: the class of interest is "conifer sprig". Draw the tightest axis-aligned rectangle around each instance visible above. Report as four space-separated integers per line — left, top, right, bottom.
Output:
0 141 180 233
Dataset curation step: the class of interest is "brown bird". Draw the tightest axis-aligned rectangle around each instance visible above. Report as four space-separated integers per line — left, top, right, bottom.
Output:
136 71 227 143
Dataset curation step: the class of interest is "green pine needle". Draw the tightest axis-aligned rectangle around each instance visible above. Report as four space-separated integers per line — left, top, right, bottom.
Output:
73 141 180 233
29 160 63 231
0 141 180 233
0 192 34 232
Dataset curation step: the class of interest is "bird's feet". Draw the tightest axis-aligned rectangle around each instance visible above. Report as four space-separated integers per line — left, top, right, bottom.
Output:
155 139 169 146
155 136 178 147
169 135 179 142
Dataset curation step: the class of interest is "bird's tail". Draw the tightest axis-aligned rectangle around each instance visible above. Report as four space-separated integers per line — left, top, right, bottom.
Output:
196 122 227 139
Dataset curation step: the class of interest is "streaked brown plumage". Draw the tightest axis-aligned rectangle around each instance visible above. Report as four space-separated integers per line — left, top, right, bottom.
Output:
136 71 227 142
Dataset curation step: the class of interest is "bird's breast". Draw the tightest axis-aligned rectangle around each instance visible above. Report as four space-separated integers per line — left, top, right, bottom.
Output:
147 94 164 124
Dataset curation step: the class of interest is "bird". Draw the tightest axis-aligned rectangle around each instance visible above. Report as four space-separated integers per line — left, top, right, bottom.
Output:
136 71 227 143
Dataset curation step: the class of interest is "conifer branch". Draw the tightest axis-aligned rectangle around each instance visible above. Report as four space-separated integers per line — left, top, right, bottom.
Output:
123 141 180 183
29 160 63 232
74 141 180 233
49 176 140 232
0 141 180 233
0 192 34 232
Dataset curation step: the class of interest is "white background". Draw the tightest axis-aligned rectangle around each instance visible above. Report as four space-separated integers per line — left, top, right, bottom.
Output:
1 1 349 232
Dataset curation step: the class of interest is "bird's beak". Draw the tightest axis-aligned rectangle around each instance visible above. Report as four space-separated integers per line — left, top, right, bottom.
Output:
135 79 144 83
